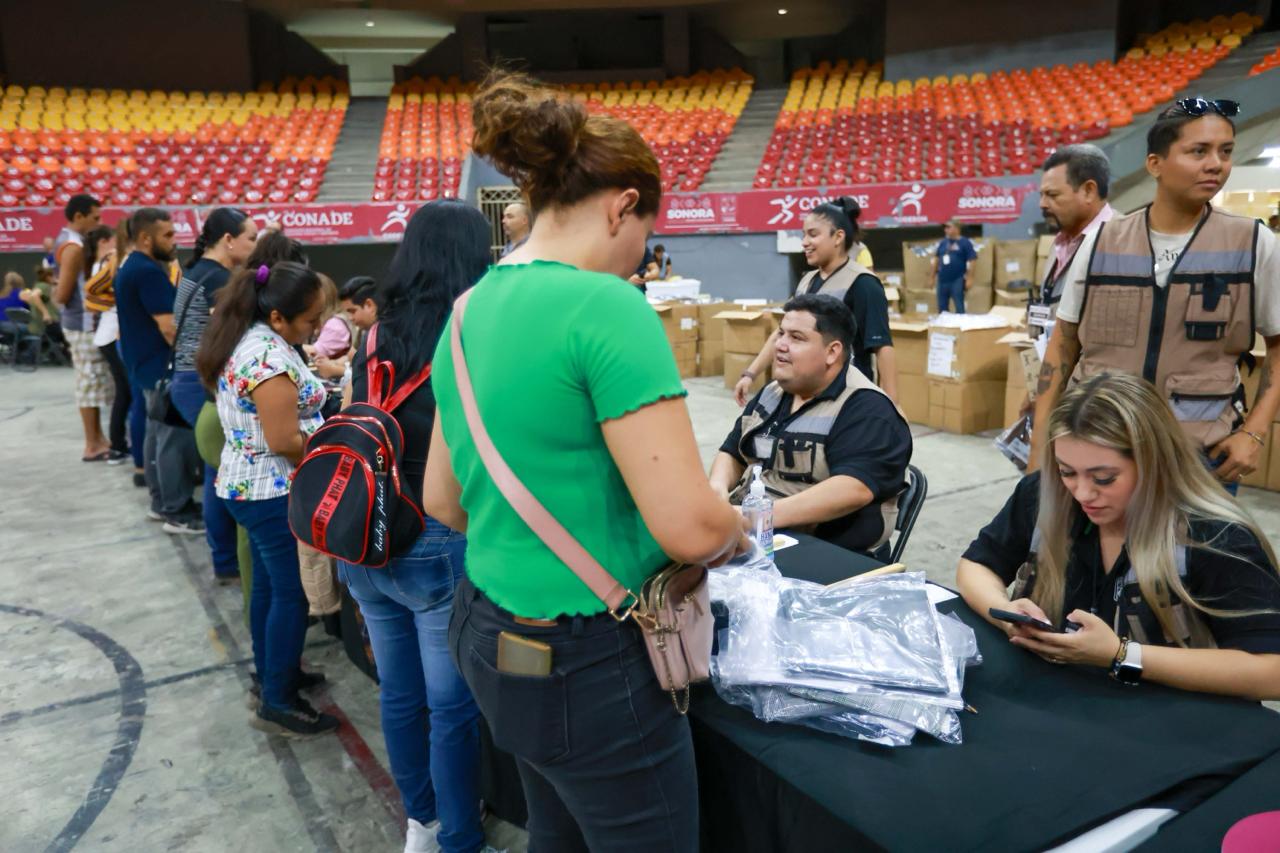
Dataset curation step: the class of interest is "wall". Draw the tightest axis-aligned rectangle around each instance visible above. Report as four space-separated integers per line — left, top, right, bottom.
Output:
248 11 348 87
655 234 794 300
0 0 253 90
884 0 1118 79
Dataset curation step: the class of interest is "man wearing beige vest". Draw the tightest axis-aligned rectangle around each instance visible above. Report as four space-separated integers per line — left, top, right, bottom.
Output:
1032 99 1280 492
711 294 913 557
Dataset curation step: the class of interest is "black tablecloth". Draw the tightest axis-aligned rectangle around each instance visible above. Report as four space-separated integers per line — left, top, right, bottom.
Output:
691 534 1280 852
1133 750 1280 852
480 534 1280 851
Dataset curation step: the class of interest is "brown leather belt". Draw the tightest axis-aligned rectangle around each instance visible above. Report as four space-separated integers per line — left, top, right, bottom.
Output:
513 616 558 628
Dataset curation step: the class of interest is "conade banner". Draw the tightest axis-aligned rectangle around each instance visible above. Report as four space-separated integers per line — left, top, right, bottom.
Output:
0 179 1037 251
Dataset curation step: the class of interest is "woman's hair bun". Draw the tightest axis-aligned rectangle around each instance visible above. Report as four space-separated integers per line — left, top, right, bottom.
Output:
835 195 862 222
471 71 588 209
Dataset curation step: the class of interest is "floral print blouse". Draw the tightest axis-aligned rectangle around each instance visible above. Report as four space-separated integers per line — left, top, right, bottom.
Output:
215 323 327 501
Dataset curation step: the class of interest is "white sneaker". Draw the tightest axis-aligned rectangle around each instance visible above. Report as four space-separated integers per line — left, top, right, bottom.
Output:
404 818 440 853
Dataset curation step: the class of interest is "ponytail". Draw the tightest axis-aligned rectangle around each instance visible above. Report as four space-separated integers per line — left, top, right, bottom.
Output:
188 207 250 270
196 260 320 390
812 196 862 251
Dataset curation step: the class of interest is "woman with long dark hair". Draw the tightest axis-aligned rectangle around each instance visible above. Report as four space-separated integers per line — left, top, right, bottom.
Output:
171 207 258 581
336 200 495 853
83 224 130 463
197 260 336 737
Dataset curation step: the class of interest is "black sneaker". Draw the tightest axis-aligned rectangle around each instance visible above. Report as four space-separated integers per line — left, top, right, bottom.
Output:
133 472 147 488
246 670 327 710
251 696 339 737
163 516 205 535
107 449 130 465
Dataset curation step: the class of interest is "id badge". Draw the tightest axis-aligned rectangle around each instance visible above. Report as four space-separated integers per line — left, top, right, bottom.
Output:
753 435 776 461
1027 303 1052 330
942 254 951 266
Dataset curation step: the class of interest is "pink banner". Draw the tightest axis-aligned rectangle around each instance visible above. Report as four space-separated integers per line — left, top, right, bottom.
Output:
0 179 1036 251
654 179 1039 234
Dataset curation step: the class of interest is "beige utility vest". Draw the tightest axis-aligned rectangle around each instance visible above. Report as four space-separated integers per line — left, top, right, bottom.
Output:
797 258 874 301
729 365 903 549
1075 206 1257 448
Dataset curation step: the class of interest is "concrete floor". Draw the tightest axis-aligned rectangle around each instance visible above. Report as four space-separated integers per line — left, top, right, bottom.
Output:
3 369 1279 852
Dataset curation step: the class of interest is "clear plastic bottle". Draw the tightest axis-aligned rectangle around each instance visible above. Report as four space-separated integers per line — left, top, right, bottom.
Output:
741 464 774 558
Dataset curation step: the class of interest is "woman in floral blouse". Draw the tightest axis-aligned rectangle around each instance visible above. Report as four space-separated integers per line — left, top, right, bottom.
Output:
198 260 336 737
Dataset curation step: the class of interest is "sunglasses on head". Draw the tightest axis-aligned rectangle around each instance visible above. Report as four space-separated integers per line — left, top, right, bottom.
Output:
1170 98 1240 118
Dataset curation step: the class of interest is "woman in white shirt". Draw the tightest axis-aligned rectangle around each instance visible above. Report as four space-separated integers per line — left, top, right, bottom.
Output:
197 260 335 737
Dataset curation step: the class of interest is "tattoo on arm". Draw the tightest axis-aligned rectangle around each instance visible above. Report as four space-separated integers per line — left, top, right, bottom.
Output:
1255 360 1274 408
1036 361 1055 396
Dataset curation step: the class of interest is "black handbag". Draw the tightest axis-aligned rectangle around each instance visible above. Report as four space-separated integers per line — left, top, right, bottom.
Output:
147 277 196 428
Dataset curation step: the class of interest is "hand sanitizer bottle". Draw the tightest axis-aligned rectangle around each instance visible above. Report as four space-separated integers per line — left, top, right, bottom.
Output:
741 464 774 558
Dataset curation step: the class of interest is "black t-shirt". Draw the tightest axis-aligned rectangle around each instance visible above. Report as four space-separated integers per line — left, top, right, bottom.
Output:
351 342 434 508
722 371 912 554
964 472 1280 652
804 268 893 380
173 258 231 372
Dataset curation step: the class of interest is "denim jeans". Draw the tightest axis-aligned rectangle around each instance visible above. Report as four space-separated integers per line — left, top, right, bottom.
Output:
338 520 484 852
128 377 147 470
450 578 699 853
937 277 966 313
221 495 309 710
1204 450 1240 496
171 369 238 577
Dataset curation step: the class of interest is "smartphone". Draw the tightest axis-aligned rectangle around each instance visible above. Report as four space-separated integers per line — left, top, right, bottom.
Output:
989 607 1056 632
497 631 553 677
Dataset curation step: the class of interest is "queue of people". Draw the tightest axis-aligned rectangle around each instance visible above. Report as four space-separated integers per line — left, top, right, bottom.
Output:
18 77 1280 853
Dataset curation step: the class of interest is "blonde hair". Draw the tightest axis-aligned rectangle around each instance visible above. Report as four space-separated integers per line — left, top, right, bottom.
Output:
2 271 22 295
316 273 339 324
1035 372 1278 643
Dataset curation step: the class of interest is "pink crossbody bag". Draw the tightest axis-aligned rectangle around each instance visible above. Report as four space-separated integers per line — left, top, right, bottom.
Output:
449 289 713 713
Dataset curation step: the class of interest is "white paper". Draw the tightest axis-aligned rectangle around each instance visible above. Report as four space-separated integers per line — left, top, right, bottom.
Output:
680 318 696 330
1005 260 1021 273
926 584 959 605
930 311 1011 331
772 533 800 551
927 334 956 377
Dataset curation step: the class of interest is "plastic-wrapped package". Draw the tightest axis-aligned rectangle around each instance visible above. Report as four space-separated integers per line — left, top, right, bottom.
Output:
713 681 918 747
788 686 963 745
774 573 951 693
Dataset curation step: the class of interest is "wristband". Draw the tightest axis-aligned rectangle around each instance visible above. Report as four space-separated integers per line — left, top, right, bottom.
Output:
740 370 757 380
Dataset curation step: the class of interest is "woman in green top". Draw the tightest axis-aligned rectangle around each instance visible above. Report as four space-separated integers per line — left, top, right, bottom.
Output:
423 72 748 853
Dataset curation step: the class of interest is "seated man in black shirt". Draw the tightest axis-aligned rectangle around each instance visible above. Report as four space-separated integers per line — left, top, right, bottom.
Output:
709 294 913 556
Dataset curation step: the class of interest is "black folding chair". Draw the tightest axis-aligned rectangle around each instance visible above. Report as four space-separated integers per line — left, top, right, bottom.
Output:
889 464 928 564
3 308 43 372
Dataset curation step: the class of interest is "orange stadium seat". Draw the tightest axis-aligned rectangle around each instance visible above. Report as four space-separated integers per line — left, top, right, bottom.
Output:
754 21 1243 189
0 76 349 208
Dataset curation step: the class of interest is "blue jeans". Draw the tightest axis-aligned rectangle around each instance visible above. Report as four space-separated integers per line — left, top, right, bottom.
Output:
171 369 238 577
338 520 484 853
222 495 309 710
128 377 147 470
937 277 966 313
1205 450 1240 496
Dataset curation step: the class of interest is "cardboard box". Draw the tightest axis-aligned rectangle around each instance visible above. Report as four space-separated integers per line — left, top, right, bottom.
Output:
995 239 1038 288
897 372 930 424
965 282 994 314
889 318 930 376
653 302 699 343
902 288 938 316
927 378 1007 434
1001 335 1040 424
697 338 724 377
926 325 1010 383
671 340 697 378
725 351 768 393
718 309 779 355
971 238 994 290
901 241 937 291
1243 424 1271 489
994 288 1031 307
697 301 731 346
1034 234 1054 290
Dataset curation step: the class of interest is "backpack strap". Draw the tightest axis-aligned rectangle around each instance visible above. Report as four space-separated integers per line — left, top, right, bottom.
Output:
365 321 433 412
449 289 637 616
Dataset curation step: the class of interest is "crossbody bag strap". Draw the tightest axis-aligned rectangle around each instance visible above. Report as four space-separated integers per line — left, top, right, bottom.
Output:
448 289 637 616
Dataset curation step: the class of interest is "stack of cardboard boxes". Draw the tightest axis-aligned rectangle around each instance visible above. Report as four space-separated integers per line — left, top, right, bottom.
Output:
717 307 779 395
924 319 1010 433
652 302 700 378
697 301 730 378
888 318 930 424
993 239 1038 307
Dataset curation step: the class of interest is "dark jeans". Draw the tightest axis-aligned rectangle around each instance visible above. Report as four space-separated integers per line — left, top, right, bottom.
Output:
141 386 201 519
98 342 131 454
450 578 698 853
171 369 238 576
1204 450 1240 497
338 521 484 853
128 378 147 470
937 276 966 313
222 495 308 710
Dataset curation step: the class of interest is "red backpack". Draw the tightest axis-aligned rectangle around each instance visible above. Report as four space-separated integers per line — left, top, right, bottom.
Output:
288 325 432 567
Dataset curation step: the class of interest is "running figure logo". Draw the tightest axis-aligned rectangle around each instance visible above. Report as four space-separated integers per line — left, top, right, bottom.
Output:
893 184 927 217
380 203 412 233
767 194 800 226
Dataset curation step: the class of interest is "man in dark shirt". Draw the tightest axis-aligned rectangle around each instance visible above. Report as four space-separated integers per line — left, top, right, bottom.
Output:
933 219 978 313
115 208 203 534
710 295 913 555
